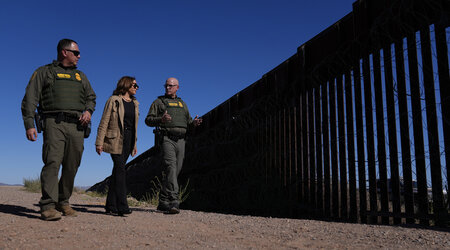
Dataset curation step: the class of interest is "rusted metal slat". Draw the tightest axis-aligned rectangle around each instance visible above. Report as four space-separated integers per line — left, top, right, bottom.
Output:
345 70 357 223
373 50 389 225
337 75 348 220
406 32 429 226
329 78 340 218
382 43 402 225
322 82 331 218
419 26 446 225
362 55 378 224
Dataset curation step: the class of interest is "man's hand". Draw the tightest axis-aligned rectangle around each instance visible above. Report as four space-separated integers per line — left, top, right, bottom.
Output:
96 145 103 155
193 115 203 127
79 111 91 126
132 147 137 157
26 128 38 141
161 111 172 123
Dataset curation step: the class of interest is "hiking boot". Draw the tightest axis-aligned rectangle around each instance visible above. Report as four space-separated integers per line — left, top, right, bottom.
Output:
56 204 77 217
165 203 180 214
167 206 180 214
157 203 170 212
41 208 62 221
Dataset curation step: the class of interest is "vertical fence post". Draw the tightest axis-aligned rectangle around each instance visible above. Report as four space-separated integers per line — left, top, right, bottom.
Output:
315 85 324 217
394 40 415 224
407 32 429 226
329 78 340 218
363 54 378 224
383 43 402 225
434 22 450 214
337 74 348 220
345 70 358 223
419 25 446 225
308 90 317 211
322 82 331 218
373 49 389 224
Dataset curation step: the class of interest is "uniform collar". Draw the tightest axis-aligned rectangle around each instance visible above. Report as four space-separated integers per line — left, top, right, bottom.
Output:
52 60 77 70
164 94 178 99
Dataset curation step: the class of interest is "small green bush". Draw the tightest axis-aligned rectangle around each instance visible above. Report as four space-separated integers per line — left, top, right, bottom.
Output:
23 176 41 193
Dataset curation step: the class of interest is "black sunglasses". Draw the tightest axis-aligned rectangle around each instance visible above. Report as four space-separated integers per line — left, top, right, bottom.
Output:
132 83 139 89
65 49 80 57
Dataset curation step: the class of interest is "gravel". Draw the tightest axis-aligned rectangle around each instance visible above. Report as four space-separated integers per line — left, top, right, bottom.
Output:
0 186 449 249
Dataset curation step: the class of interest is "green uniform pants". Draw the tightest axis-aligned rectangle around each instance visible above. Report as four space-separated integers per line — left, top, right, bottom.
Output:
39 118 84 211
160 136 185 207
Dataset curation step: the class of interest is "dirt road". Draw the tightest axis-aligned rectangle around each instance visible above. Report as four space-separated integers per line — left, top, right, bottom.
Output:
0 186 449 249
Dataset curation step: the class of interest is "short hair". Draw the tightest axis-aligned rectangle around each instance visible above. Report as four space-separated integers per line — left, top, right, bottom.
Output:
57 39 77 54
113 76 136 98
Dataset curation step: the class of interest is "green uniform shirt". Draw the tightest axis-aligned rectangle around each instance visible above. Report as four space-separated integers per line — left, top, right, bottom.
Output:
145 95 193 135
21 60 96 130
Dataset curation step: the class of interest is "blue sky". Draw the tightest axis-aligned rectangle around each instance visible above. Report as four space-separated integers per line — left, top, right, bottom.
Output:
1 0 355 186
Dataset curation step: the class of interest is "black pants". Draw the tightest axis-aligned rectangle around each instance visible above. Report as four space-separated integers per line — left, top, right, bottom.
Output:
105 129 133 212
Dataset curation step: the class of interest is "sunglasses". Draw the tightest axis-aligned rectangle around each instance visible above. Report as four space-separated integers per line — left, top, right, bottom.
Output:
65 49 80 57
132 83 139 89
164 84 178 88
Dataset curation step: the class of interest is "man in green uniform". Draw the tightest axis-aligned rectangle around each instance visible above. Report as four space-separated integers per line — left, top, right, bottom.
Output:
145 77 202 214
21 39 96 221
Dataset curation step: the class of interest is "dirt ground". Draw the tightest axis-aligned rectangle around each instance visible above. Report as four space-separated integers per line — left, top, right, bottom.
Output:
0 186 449 249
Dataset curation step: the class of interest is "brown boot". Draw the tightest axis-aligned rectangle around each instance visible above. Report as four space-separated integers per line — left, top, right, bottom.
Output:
56 204 77 217
41 208 62 221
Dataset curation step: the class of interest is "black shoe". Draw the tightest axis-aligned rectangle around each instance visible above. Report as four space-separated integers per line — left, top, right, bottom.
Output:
157 203 170 212
119 209 132 215
105 208 118 215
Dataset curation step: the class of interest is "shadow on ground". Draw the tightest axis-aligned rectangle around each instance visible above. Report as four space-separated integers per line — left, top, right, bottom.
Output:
0 204 40 219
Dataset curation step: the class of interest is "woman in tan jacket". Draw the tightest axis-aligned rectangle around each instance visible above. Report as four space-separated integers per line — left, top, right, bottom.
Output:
95 76 139 216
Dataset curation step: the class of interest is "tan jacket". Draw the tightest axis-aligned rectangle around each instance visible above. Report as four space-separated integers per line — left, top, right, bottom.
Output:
95 95 139 155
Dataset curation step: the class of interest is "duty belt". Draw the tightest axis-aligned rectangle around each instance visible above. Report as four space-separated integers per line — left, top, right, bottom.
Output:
44 112 80 124
163 131 185 142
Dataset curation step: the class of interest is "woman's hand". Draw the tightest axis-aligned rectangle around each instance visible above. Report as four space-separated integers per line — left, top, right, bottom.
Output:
96 145 103 155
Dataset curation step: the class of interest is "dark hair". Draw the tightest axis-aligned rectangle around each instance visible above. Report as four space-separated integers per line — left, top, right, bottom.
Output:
57 39 77 55
113 76 136 98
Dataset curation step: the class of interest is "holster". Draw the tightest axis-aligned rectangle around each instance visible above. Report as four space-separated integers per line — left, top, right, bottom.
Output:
34 110 44 133
153 127 163 148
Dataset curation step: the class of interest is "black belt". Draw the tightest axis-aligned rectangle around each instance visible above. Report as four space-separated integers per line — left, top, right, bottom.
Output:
163 131 185 142
44 112 79 124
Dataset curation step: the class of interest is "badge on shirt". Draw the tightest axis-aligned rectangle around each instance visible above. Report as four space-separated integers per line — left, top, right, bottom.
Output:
57 73 71 79
75 73 81 81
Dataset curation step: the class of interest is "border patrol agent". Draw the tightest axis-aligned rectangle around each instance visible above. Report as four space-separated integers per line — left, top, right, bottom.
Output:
21 39 96 221
145 77 202 214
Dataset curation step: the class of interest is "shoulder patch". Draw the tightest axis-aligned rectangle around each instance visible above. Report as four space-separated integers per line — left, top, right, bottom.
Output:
30 71 38 81
75 73 81 81
178 101 183 107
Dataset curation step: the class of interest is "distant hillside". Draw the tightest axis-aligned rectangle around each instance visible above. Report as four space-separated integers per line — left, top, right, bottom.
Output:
0 183 22 186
